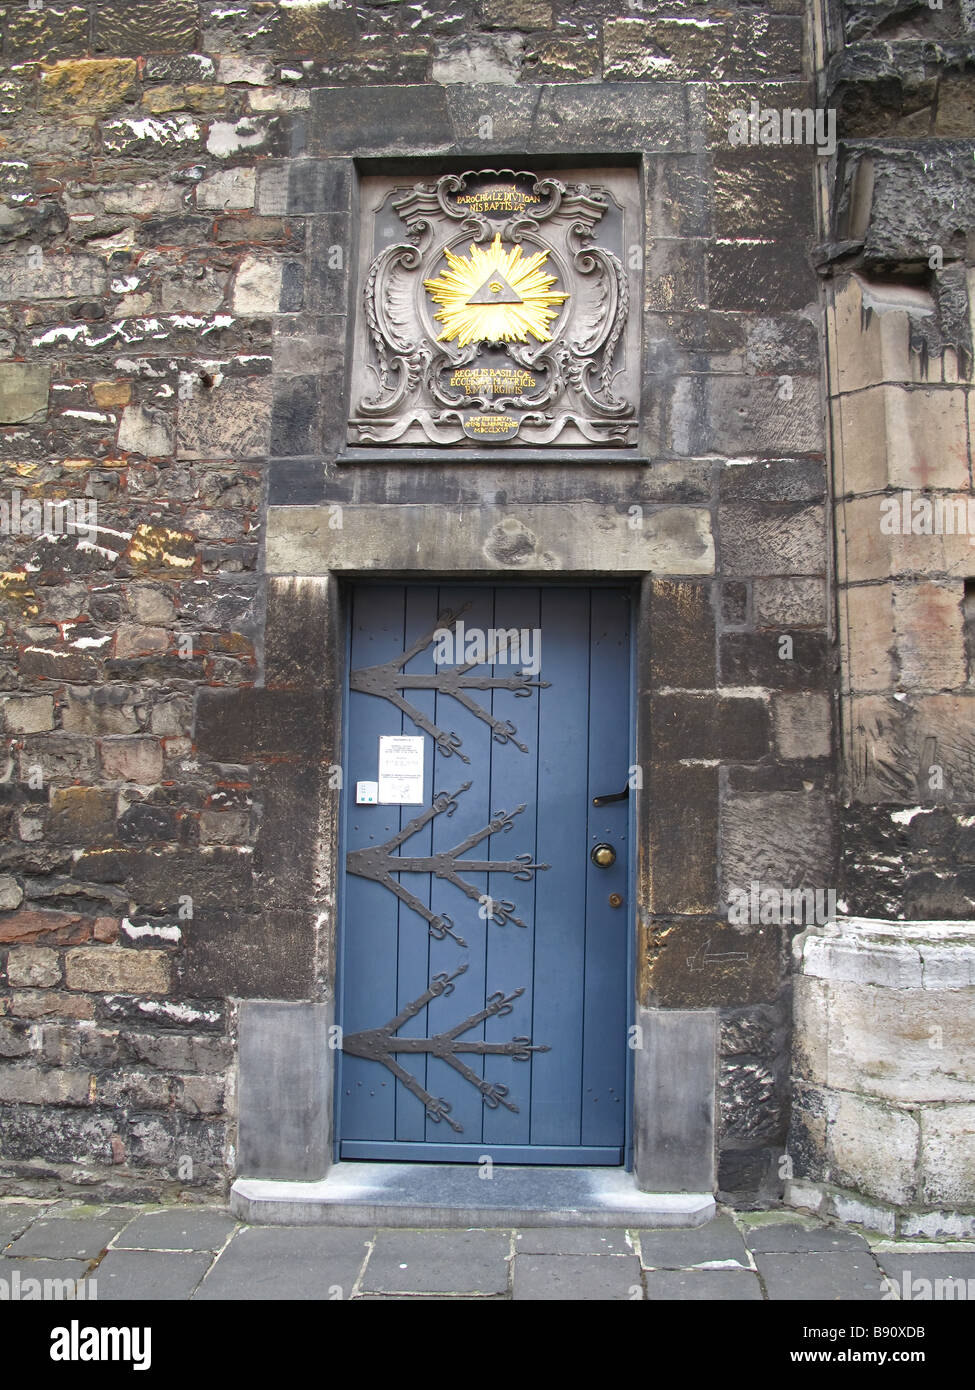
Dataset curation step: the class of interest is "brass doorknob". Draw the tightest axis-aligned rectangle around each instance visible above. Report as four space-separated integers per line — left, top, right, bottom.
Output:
591 843 616 868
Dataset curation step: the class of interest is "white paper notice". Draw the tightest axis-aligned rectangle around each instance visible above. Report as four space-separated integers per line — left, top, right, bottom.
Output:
377 735 425 805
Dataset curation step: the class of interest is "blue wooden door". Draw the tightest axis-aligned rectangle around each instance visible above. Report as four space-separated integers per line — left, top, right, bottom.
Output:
337 584 630 1164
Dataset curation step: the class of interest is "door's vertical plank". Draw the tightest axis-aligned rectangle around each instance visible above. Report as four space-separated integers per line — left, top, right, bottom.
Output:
394 585 441 1141
482 585 542 1147
424 583 494 1143
339 584 406 1143
582 588 630 1147
530 587 591 1145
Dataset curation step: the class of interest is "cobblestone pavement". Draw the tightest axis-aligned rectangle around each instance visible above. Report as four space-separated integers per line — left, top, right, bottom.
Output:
2 1200 974 1300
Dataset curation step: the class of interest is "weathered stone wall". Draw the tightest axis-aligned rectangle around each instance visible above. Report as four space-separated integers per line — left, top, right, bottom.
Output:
0 0 837 1202
782 0 975 1226
819 0 975 915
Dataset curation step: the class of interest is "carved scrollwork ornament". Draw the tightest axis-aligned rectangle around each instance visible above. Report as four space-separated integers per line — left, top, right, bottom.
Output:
348 167 639 450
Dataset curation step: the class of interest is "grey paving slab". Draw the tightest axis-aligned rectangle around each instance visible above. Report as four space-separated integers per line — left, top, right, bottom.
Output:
744 1221 870 1254
874 1253 975 1301
6 1214 133 1260
514 1227 633 1256
89 1251 213 1301
638 1213 750 1268
113 1209 238 1252
363 1229 510 1295
194 1225 372 1300
1 1258 90 1298
0 1203 48 1252
755 1252 887 1301
644 1269 764 1300
512 1252 644 1301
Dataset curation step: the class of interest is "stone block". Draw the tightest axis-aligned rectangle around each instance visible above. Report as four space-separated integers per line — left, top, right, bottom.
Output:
195 688 327 763
124 524 196 575
827 1090 919 1207
39 59 138 113
649 763 718 914
706 375 823 453
539 83 703 154
0 363 51 423
101 115 202 157
9 990 94 1019
99 736 164 784
773 691 831 760
6 947 61 988
847 693 975 803
61 688 142 736
113 625 170 661
828 276 909 392
266 503 714 577
834 385 970 493
719 458 825 504
792 975 829 1083
633 1007 716 1192
721 503 826 577
117 405 174 458
801 937 923 990
644 239 707 312
0 1020 31 1058
0 908 95 947
206 116 278 159
643 917 782 1007
754 1249 888 1300
714 148 814 239
48 787 116 843
842 582 895 691
93 1 199 54
64 946 170 995
0 1068 90 1106
197 168 256 211
650 694 770 762
645 156 710 238
232 257 280 316
127 583 176 625
92 381 132 409
840 495 975 583
0 875 24 911
708 242 816 313
605 16 727 80
237 1000 332 1180
892 581 968 691
0 694 55 735
720 631 829 689
753 578 826 627
179 909 316 1000
481 0 552 28
825 978 975 1104
721 791 833 896
7 5 90 60
432 35 524 85
520 36 599 82
177 378 272 459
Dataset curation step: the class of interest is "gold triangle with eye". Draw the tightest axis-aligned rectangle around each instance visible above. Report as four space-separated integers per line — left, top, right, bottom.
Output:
466 271 524 305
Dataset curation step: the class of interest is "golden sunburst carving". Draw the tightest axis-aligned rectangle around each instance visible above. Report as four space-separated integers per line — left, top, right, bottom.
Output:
423 234 568 347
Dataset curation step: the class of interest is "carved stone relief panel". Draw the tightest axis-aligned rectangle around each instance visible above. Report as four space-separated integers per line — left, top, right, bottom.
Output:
347 167 641 451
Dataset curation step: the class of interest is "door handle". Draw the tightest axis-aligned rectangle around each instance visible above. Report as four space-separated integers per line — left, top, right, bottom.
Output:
592 784 629 807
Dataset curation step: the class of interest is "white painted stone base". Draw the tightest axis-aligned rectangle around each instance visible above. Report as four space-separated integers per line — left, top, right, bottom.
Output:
790 917 975 1235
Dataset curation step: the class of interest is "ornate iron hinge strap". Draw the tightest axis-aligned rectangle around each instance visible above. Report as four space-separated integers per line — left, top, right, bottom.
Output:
342 963 549 1134
350 602 549 763
346 782 548 947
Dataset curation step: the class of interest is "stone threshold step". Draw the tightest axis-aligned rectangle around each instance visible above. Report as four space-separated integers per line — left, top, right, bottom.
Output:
231 1163 715 1228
